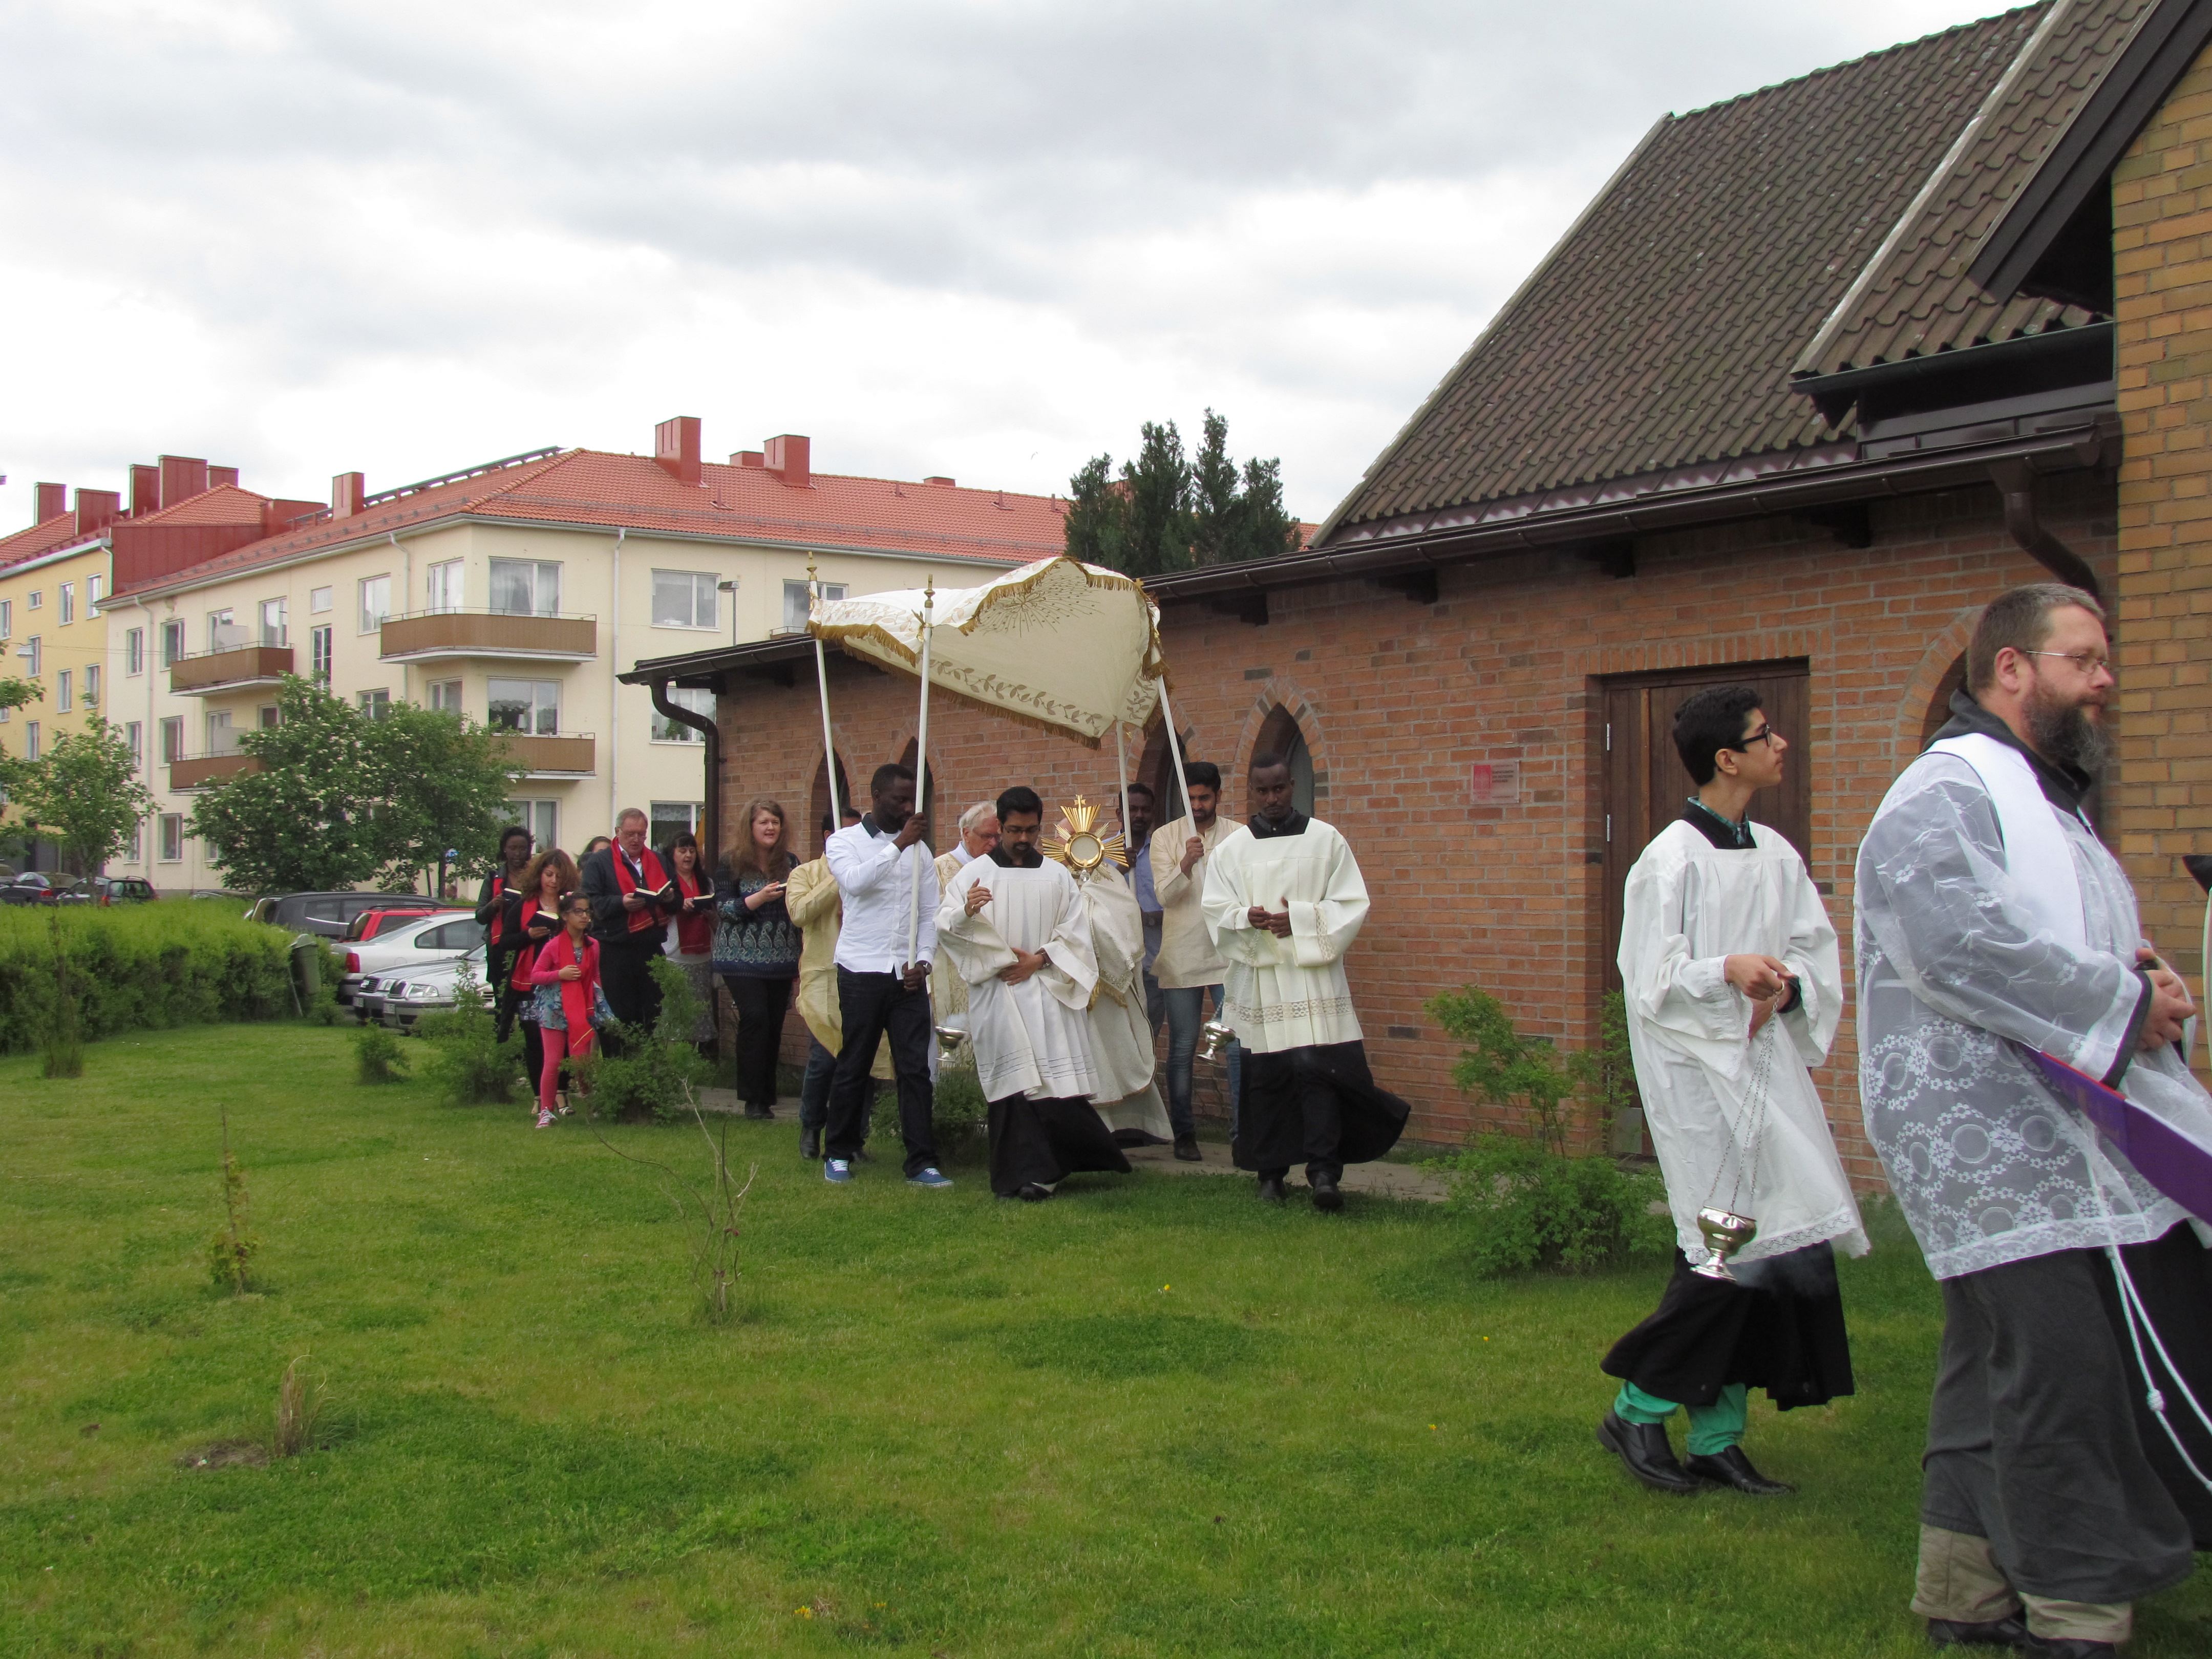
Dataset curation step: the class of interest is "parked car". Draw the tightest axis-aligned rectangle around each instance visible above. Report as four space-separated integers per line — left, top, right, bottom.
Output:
380 947 494 1034
344 902 464 943
249 891 450 940
340 911 486 1011
51 876 160 906
2 873 57 906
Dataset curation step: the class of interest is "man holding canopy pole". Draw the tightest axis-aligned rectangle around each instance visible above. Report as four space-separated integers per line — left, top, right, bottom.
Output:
1856 583 2212 1654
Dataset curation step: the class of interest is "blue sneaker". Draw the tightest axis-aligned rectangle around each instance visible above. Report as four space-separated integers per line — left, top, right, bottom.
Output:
823 1158 853 1184
907 1167 953 1189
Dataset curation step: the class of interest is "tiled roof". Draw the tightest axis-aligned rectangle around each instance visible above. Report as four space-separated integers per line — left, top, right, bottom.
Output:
0 514 93 570
1795 0 2144 378
113 449 1068 599
128 482 273 526
1322 6 2050 539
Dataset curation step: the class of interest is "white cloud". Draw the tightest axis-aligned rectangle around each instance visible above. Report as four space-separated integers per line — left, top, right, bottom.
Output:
0 0 2008 527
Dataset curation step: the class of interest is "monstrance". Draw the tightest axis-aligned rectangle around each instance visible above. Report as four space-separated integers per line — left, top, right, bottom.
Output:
1041 796 1129 878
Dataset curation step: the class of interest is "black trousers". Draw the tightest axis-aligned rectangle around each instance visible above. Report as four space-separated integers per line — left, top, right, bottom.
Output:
724 974 794 1108
492 970 524 1043
827 968 936 1175
597 933 665 1034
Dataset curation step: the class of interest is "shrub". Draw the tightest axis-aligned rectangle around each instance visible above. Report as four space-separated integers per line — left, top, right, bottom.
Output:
42 907 83 1079
1425 984 1630 1153
207 1109 259 1294
1424 1135 1672 1277
354 1024 409 1085
583 958 709 1124
414 966 522 1105
0 899 292 1056
873 1064 988 1160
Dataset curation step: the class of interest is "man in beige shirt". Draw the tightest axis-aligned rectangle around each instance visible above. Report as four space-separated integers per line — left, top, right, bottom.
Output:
1144 760 1243 1160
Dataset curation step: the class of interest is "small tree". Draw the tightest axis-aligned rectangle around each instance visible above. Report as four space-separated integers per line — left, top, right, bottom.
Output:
189 677 384 892
6 710 156 875
366 703 525 892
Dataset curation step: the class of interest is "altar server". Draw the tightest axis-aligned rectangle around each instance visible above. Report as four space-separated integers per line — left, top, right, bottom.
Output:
1598 685 1861 1501
936 786 1131 1201
1201 753 1407 1209
1858 584 2211 1655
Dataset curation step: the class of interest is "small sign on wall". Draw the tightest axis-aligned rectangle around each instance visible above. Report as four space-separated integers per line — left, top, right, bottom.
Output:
1471 759 1520 806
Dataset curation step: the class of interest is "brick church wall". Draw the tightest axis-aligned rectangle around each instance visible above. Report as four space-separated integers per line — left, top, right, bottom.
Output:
717 480 2111 1186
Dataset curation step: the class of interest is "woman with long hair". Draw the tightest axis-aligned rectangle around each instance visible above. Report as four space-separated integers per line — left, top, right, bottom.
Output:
664 830 719 1059
714 797 801 1119
527 887 613 1129
505 847 578 1116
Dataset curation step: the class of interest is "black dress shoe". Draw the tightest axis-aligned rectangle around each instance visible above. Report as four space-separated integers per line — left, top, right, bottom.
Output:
799 1126 821 1160
1256 1175 1287 1204
1596 1410 1698 1495
742 1102 771 1120
1017 1183 1053 1203
1173 1134 1203 1162
1928 1615 2029 1648
1684 1446 1793 1495
2023 1640 2116 1658
1310 1170 1344 1212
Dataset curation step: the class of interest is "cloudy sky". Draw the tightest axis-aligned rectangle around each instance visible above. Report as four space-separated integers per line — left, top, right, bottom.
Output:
1 0 2010 529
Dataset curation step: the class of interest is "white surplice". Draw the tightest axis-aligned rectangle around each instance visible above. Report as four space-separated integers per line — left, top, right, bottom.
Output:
1620 818 1866 1266
935 859 1100 1102
1199 817 1368 1054
1077 864 1173 1139
930 848 975 1074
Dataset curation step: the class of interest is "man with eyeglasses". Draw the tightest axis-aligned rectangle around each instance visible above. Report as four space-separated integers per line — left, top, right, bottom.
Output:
1858 582 2210 1655
1598 684 1860 1501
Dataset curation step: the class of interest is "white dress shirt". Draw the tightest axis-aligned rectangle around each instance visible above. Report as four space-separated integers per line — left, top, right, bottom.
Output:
826 816 939 972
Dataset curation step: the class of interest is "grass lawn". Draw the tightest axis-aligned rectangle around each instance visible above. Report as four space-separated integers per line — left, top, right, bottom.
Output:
3 1026 2206 1657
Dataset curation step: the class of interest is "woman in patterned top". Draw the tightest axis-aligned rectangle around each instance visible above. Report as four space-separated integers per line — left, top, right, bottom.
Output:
715 797 801 1119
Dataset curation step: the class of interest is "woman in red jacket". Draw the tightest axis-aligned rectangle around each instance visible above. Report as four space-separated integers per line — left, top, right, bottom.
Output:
528 888 613 1128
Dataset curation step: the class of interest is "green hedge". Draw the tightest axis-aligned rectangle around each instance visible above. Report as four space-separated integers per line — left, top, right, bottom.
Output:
0 900 297 1055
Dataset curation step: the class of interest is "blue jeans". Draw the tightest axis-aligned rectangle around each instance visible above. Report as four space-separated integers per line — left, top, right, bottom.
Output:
1163 983 1241 1140
799 1036 837 1132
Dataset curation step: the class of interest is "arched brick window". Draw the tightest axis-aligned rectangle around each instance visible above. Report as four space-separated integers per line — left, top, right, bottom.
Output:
1252 704 1315 817
807 751 853 854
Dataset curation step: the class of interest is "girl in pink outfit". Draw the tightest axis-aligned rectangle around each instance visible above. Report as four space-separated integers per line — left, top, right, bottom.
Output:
529 890 613 1127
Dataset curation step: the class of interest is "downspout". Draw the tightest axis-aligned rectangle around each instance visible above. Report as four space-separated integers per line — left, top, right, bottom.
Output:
1988 459 2100 598
608 527 626 830
649 676 720 861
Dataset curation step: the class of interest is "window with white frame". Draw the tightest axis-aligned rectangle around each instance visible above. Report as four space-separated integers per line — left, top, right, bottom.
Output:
650 801 700 848
84 664 98 708
782 578 844 633
126 821 141 863
652 569 717 630
159 814 183 862
125 721 141 767
27 590 41 611
311 625 333 685
88 573 102 608
125 627 143 675
259 597 287 645
58 583 74 624
426 560 464 613
651 685 714 743
430 679 464 715
358 688 391 720
22 636 38 677
207 710 237 756
488 559 560 616
207 608 241 652
310 585 332 614
25 722 39 760
160 716 183 763
161 619 184 667
56 670 71 711
505 798 558 851
1 597 11 638
358 575 391 634
487 678 559 735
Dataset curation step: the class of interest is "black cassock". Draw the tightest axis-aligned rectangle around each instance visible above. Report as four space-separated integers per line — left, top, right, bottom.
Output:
1233 1040 1410 1181
987 1095 1132 1198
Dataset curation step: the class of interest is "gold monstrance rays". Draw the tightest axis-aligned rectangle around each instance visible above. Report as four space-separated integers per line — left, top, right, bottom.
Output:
1042 796 1128 875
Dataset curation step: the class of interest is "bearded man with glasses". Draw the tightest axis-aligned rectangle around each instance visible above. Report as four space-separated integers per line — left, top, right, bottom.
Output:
1858 582 2211 1655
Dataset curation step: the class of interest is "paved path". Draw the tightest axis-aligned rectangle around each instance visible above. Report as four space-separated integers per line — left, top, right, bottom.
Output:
696 1087 1451 1202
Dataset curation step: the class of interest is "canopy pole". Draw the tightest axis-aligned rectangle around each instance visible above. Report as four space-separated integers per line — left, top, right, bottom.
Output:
907 576 934 970
808 557 840 849
1155 678 1193 833
1112 719 1131 843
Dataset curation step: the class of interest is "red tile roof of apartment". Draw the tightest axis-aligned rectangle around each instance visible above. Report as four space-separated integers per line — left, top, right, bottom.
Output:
112 447 1071 600
0 514 95 571
127 481 274 526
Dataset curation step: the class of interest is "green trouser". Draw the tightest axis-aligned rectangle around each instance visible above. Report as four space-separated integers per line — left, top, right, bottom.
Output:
1613 1380 1748 1456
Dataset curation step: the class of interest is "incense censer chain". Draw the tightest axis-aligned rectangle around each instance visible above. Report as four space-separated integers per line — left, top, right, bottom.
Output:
1694 1021 1779 1283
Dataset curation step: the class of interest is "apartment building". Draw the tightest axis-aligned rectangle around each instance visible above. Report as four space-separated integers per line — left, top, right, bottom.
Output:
99 417 1066 889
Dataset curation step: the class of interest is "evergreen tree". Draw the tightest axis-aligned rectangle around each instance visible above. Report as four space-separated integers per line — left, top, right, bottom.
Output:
1062 411 1299 575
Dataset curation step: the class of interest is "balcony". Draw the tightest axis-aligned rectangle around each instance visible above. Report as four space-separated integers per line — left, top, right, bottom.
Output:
169 751 261 791
379 609 597 664
169 642 293 695
495 732 596 778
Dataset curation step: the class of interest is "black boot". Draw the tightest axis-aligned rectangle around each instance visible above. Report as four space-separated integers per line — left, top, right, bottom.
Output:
1596 1409 1698 1495
1310 1169 1344 1212
1928 1615 2030 1648
799 1125 821 1160
1683 1446 1793 1495
1017 1183 1053 1203
1256 1175 1287 1204
1173 1134 1202 1162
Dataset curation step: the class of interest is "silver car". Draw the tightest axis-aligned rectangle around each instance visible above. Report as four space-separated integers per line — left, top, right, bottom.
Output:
343 912 486 1017
381 949 494 1034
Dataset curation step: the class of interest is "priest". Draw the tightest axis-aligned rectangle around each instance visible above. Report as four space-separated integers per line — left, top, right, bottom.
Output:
1598 684 1862 1502
1200 753 1407 1209
930 802 1001 1074
1858 583 2210 1655
935 786 1132 1202
1057 810 1173 1145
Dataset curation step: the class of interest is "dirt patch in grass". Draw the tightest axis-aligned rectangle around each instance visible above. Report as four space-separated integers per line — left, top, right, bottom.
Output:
174 1438 269 1471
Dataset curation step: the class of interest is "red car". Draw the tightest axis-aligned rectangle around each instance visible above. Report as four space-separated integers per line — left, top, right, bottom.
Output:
343 902 465 944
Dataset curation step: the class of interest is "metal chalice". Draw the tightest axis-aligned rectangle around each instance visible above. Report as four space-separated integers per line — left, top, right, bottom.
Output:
1692 1206 1759 1282
1197 1019 1237 1064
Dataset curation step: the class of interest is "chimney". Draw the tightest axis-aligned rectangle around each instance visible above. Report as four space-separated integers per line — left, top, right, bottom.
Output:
208 465 239 488
159 455 209 506
764 434 811 487
923 476 955 487
74 488 120 537
655 415 703 485
34 481 67 523
130 463 160 517
733 451 764 468
332 472 366 517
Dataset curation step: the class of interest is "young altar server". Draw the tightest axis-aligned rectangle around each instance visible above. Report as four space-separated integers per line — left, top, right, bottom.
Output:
1597 685 1862 1500
1858 585 2210 1654
1200 753 1407 1209
935 786 1132 1202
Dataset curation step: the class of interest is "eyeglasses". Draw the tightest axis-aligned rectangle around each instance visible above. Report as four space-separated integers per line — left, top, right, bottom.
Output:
2027 649 2114 676
1724 722 1778 751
